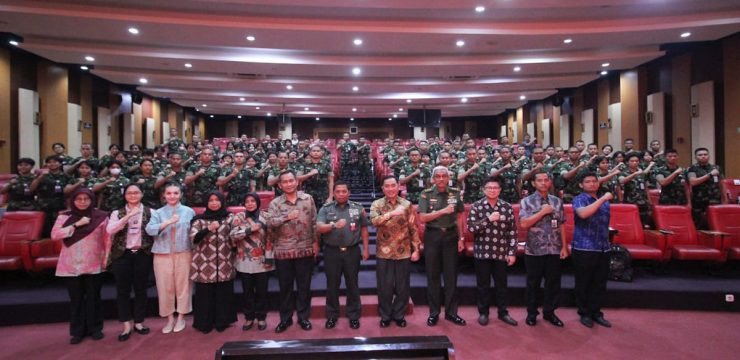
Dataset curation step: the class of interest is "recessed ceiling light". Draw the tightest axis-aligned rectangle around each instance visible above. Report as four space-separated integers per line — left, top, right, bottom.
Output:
202 104 207 107
456 40 465 47
80 65 89 70
681 32 691 38
256 106 260 110
195 108 199 112
184 63 192 68
352 86 359 92
85 56 95 62
210 115 214 118
398 108 404 111
519 95 526 100
406 99 412 103
286 85 293 90
393 114 398 118
353 38 363 46
315 117 320 121
246 35 256 41
267 112 272 116
240 97 245 101
8 40 19 46
352 107 357 112
602 62 610 67
352 67 362 75
475 6 485 13
513 66 521 72
350 118 354 121
304 107 309 111
237 115 242 119
600 70 608 75
461 97 468 103
128 27 139 35
388 118 392 121
563 38 573 44
139 78 148 84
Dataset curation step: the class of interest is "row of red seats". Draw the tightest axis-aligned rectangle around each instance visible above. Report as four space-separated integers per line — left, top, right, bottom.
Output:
411 204 740 263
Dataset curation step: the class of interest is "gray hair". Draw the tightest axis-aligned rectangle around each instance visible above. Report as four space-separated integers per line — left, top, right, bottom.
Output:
432 166 449 176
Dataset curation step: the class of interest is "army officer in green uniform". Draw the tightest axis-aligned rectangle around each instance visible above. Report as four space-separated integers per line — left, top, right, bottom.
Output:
1 158 37 211
418 166 467 327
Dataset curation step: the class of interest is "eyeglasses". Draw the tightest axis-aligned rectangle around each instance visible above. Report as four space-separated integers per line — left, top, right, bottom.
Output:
483 186 501 190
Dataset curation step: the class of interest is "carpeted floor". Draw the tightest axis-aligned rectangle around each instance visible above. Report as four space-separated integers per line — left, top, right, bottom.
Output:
0 306 738 360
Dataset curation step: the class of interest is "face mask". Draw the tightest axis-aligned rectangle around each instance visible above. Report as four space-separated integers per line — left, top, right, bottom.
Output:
110 168 122 176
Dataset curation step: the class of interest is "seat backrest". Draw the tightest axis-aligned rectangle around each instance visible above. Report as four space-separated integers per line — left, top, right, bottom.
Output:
256 191 275 211
412 204 425 242
511 203 527 242
723 179 740 204
648 189 661 205
192 207 206 215
609 204 645 245
707 205 740 246
653 205 697 245
0 211 45 256
462 203 473 244
563 204 574 246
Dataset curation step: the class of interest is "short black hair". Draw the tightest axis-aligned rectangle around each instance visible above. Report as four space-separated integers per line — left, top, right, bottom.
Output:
333 180 349 191
665 149 678 155
484 177 502 188
52 143 65 150
17 157 35 166
694 147 709 155
44 155 61 163
278 170 296 182
579 171 598 183
381 175 397 185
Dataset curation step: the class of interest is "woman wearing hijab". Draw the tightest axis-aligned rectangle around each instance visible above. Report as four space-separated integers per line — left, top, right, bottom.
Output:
189 191 237 333
106 183 155 341
51 188 110 344
145 183 196 334
229 193 274 331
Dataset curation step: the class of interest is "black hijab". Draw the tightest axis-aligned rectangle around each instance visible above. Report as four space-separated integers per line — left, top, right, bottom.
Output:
61 188 109 247
191 191 229 223
243 192 261 221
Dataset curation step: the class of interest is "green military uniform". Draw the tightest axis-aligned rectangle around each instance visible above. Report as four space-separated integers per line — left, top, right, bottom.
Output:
57 155 75 167
687 163 723 229
166 137 186 154
458 161 486 204
399 162 431 204
99 155 116 171
384 152 405 178
186 162 222 206
428 143 442 162
36 171 73 236
445 164 460 188
656 165 688 205
5 174 37 211
71 156 101 175
555 161 585 203
641 161 658 189
653 154 666 169
131 174 160 209
221 165 255 206
619 169 652 227
597 170 620 203
495 161 522 204
268 164 295 196
339 141 358 178
300 160 334 207
97 176 131 211
357 143 371 173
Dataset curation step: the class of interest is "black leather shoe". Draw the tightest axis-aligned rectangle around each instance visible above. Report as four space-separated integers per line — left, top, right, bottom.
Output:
525 315 537 326
117 331 131 342
349 320 360 329
298 319 312 331
444 314 466 326
257 321 267 331
592 316 612 328
242 321 254 331
325 318 337 329
579 316 594 328
274 319 293 333
70 336 83 345
426 315 439 327
91 332 104 340
498 314 518 326
543 314 564 327
394 318 407 327
133 325 150 335
379 319 391 328
478 314 489 326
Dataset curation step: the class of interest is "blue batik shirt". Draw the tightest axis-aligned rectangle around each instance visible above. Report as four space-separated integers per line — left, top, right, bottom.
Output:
571 193 611 252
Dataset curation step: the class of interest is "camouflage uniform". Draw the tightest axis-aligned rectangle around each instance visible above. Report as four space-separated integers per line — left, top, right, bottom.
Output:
339 141 358 178
445 164 460 188
157 166 188 205
221 165 255 207
267 164 295 197
597 170 620 203
166 137 186 154
36 171 73 236
619 169 652 227
399 162 431 204
57 155 75 167
186 162 222 207
5 174 38 211
357 143 372 174
300 160 334 207
97 176 131 211
655 166 688 205
131 174 161 209
555 161 584 203
458 161 486 204
384 152 405 178
494 161 522 204
687 163 723 229
71 156 100 175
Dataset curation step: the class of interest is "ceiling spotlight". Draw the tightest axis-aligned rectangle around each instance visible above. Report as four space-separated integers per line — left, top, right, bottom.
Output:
85 56 95 62
600 70 608 75
406 99 412 103
475 6 485 13
286 85 293 90
461 97 468 103
353 38 363 46
681 32 691 38
267 112 272 116
352 86 359 92
304 107 309 111
352 107 357 112
513 66 521 72
256 106 260 110
388 118 392 121
210 115 214 118
128 27 139 35
240 97 245 101
202 104 207 107
315 117 320 121
393 114 398 118
350 118 354 121
352 67 362 75
563 38 573 44
602 62 610 67
139 78 148 84
519 95 526 100
184 63 192 68
9 40 19 46
237 115 242 119
456 40 465 47
246 35 256 41
398 108 404 111
80 65 89 71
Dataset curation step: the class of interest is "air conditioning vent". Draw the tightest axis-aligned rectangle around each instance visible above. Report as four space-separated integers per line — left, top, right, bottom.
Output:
230 73 267 79
444 75 479 81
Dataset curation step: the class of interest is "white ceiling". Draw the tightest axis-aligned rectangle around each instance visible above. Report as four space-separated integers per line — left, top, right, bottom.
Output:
1 0 739 119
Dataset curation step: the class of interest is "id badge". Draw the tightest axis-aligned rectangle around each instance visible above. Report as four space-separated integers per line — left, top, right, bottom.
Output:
54 181 62 193
448 180 453 187
713 175 719 183
551 219 558 229
418 179 424 187
350 222 356 231
640 183 645 190
447 197 457 206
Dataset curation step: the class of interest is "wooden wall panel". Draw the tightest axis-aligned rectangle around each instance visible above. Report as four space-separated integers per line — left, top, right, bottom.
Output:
620 70 640 150
597 78 610 146
37 60 68 159
723 34 740 177
671 53 692 166
80 75 93 144
0 49 10 172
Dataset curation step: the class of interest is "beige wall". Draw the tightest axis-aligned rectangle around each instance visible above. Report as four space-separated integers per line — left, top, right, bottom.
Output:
671 53 692 167
723 35 740 177
80 75 94 144
620 70 640 150
597 78 610 146
552 104 561 147
0 49 10 172
572 88 584 142
37 61 68 159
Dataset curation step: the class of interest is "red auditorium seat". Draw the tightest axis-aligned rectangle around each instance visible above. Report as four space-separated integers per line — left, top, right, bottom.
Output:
609 204 665 261
412 205 425 249
0 211 45 271
511 203 527 256
256 191 275 210
0 174 17 206
648 189 661 205
722 179 740 204
650 205 723 262
462 204 473 257
227 206 246 214
563 204 574 249
192 207 206 215
30 237 62 271
706 205 740 261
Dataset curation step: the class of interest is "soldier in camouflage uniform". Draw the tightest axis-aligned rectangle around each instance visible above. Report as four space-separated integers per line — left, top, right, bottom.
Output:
619 154 654 227
92 160 131 211
217 151 255 206
130 159 161 209
384 144 406 178
357 138 372 179
52 143 75 166
267 152 295 196
437 151 459 188
555 147 588 203
65 143 100 177
1 158 37 211
165 127 186 155
184 148 222 207
655 149 688 206
490 147 522 204
687 147 723 229
63 160 99 196
298 145 334 206
596 157 622 202
98 144 122 173
458 148 487 204
399 149 431 204
31 156 74 236
339 133 358 178
520 147 551 198
650 140 666 168
156 152 188 205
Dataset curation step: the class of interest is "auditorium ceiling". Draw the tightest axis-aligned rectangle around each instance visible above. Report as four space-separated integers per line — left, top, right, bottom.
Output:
1 0 739 119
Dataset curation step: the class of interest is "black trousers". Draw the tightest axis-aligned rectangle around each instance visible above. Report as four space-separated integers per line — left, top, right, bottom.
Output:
64 273 104 337
192 280 236 332
376 258 410 321
110 250 153 323
276 256 314 322
238 271 269 321
572 250 610 318
424 228 460 317
474 258 509 316
324 245 362 320
525 254 562 317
